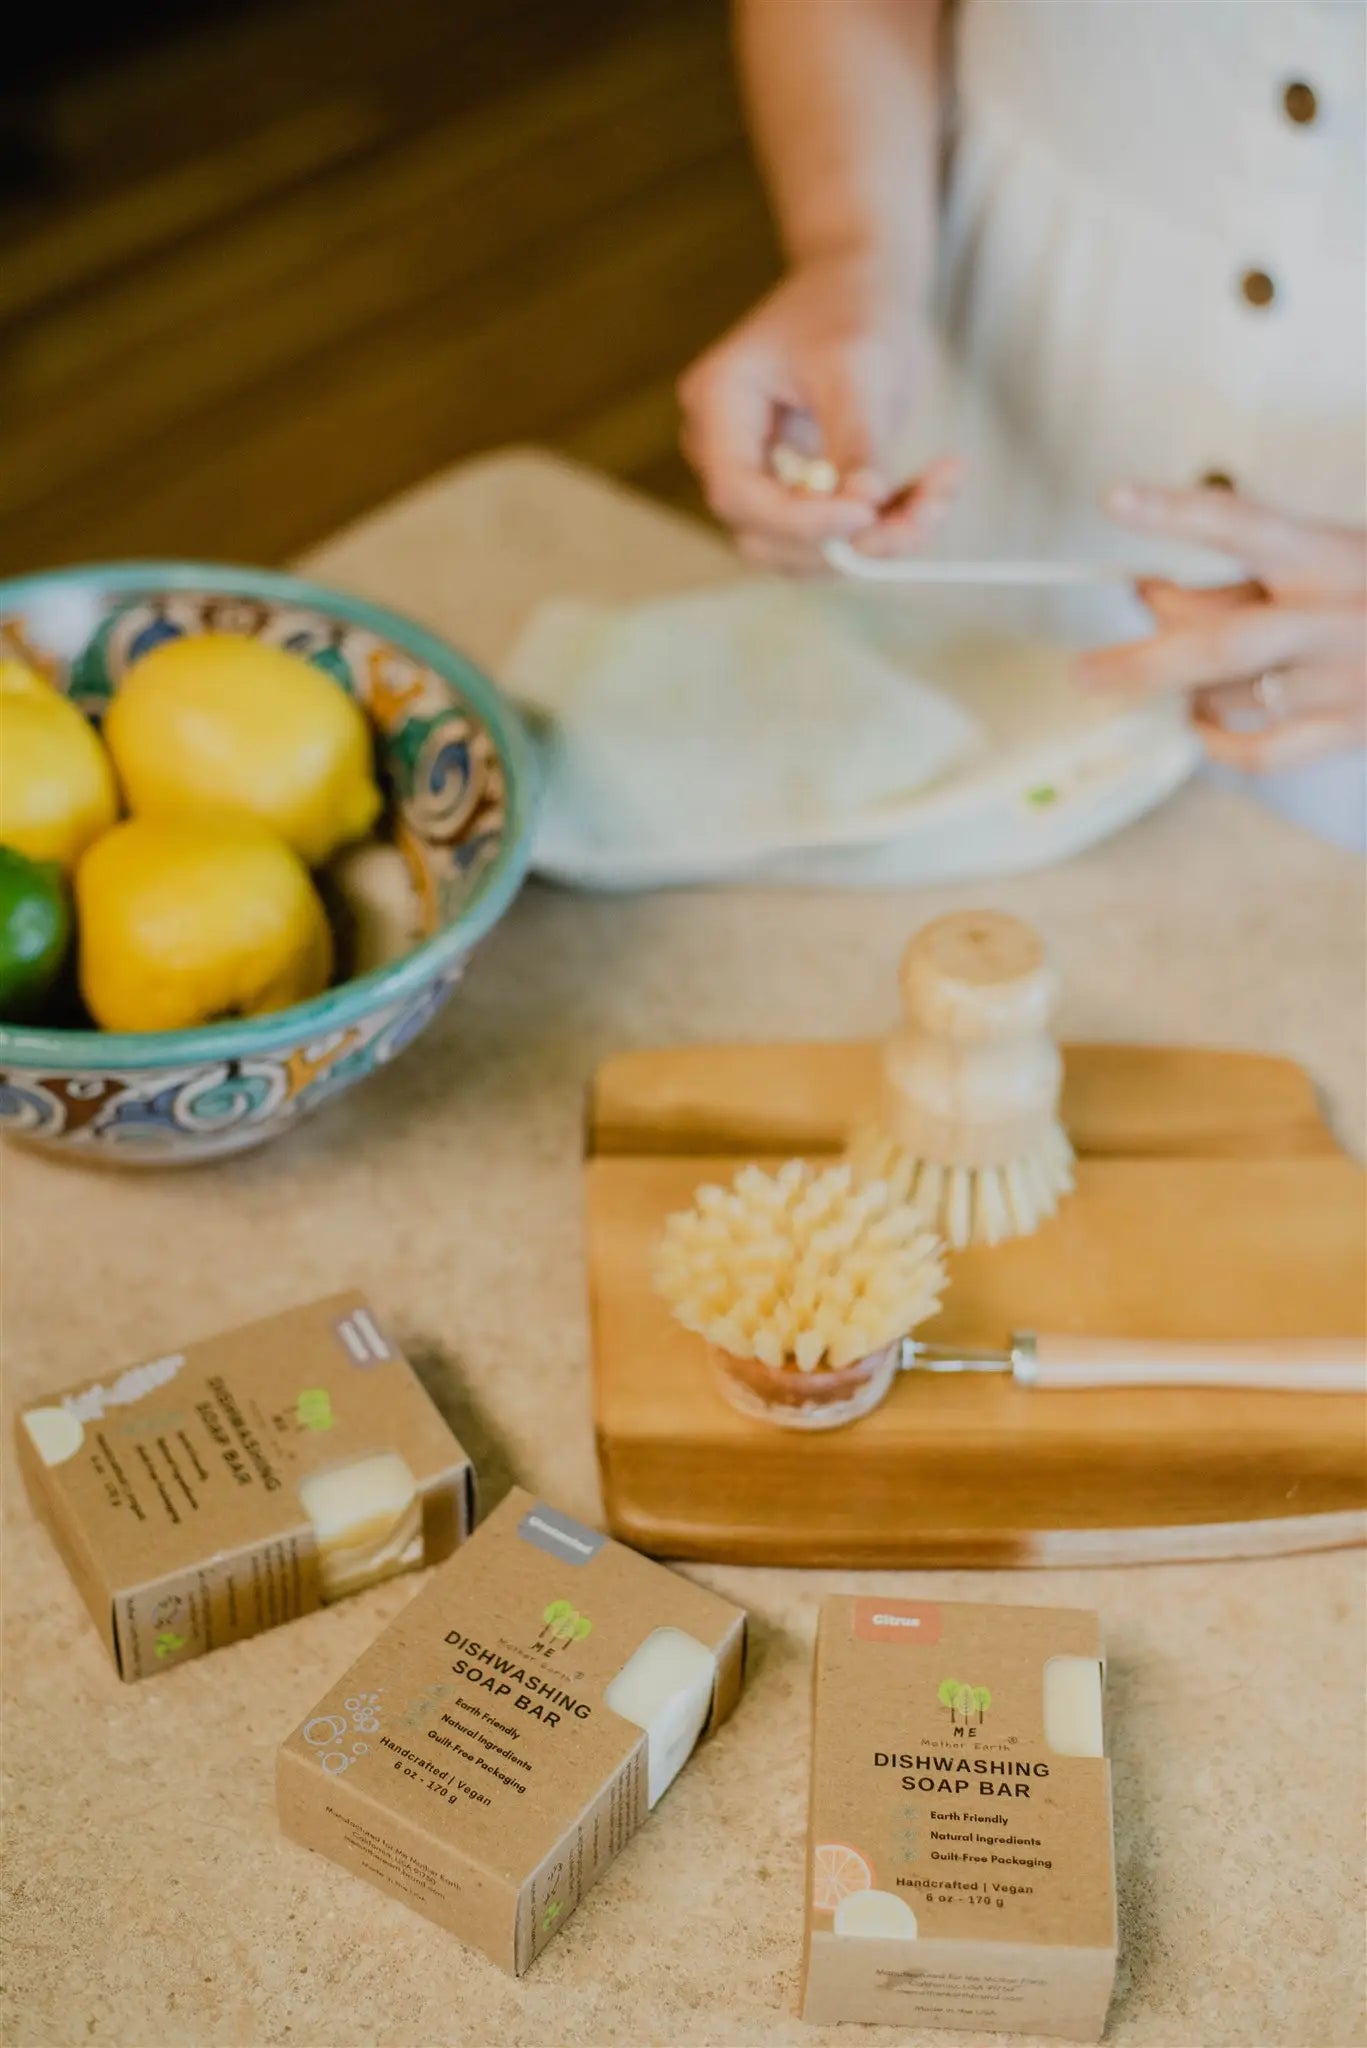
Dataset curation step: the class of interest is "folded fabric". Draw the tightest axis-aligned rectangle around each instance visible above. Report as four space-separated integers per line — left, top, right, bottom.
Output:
502 582 984 887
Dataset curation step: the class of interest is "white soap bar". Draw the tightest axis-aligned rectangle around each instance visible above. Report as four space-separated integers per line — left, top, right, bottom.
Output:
1043 1655 1105 1758
835 1889 918 1940
605 1627 718 1808
298 1452 423 1601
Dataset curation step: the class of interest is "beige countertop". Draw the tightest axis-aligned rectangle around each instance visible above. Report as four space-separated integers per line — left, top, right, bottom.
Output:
4 453 1364 2048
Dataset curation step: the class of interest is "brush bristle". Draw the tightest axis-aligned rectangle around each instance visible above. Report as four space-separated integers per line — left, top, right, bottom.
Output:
849 1122 1074 1249
654 1160 946 1371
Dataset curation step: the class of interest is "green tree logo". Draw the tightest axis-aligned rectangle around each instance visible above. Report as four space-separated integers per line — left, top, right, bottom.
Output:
296 1388 334 1431
533 1600 593 1656
938 1677 991 1729
155 1628 187 1660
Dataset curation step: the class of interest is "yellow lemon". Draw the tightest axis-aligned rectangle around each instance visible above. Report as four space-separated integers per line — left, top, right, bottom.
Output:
105 633 382 865
77 816 333 1033
0 659 119 871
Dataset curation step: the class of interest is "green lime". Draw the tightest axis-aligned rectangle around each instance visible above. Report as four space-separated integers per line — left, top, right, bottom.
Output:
0 844 71 1021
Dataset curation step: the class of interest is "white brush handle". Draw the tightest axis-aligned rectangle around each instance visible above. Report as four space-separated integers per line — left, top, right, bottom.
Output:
823 538 1140 587
1025 1334 1366 1394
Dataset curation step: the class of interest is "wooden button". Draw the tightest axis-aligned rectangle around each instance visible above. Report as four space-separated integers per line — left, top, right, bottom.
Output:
1200 470 1236 491
1241 269 1276 308
1282 80 1318 125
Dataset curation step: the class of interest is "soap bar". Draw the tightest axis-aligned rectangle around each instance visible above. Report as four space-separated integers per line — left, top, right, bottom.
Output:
299 1451 424 1601
605 1626 718 1807
277 1488 746 1976
802 1597 1116 2040
1044 1655 1105 1758
16 1293 474 1680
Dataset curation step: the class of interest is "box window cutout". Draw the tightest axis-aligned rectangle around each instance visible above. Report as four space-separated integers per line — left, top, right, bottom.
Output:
835 1890 918 1939
1043 1655 1105 1758
23 1406 84 1467
604 1626 718 1808
299 1450 422 1601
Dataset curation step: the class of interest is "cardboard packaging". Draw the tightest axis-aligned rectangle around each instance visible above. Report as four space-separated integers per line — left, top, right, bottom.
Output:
802 1597 1116 2041
277 1486 747 1975
17 1292 474 1681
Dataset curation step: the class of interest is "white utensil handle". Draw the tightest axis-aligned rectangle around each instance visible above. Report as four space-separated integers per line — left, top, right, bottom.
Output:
822 539 1139 588
1028 1334 1366 1394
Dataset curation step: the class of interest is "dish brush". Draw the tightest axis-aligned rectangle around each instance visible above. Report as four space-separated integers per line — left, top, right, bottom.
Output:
653 1159 944 1372
850 910 1074 1249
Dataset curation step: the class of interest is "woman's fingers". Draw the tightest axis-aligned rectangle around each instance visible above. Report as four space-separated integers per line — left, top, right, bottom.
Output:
680 347 878 545
802 334 909 484
1107 484 1367 594
706 467 875 542
1106 483 1305 575
1194 662 1366 728
905 451 968 506
1193 656 1367 770
691 442 879 544
1195 707 1366 774
679 299 962 565
1076 600 1363 697
1137 577 1266 625
846 453 966 557
801 350 879 480
736 453 966 573
685 355 960 567
736 531 830 577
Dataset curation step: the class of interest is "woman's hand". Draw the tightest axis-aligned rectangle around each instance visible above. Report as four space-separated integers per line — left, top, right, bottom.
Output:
678 250 962 575
1078 484 1367 771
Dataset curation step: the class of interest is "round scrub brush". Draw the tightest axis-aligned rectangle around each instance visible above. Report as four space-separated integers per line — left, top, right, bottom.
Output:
849 910 1074 1250
654 1160 945 1429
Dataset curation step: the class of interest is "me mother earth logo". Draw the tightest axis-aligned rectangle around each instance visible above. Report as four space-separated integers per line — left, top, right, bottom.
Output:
938 1676 992 1731
532 1600 592 1657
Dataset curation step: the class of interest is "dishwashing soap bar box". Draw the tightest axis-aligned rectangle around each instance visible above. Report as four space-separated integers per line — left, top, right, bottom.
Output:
277 1486 747 1974
803 1597 1116 2041
17 1292 474 1681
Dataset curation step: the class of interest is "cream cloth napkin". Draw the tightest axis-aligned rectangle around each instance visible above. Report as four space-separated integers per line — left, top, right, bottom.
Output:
503 582 984 888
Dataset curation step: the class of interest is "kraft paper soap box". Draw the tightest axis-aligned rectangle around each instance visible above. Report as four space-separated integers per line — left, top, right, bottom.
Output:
17 1292 474 1681
277 1486 747 1975
803 1597 1116 2041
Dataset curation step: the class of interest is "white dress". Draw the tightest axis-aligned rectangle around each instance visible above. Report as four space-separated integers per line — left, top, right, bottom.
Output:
930 0 1366 849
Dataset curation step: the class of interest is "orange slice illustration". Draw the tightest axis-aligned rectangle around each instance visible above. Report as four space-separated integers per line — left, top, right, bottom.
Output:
812 1841 874 1912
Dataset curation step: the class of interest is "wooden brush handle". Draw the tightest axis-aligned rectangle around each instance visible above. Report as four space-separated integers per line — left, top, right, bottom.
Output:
1029 1334 1366 1394
883 911 1064 1166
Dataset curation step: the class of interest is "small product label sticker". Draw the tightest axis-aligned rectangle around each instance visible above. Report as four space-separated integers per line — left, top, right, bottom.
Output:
333 1309 392 1366
851 1598 942 1647
518 1502 606 1567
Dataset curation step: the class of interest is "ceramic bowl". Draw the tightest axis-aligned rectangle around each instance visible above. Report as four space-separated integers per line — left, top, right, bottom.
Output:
0 562 535 1164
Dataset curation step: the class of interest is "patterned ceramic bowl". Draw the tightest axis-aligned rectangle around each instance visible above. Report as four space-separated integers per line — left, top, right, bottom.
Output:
0 563 535 1164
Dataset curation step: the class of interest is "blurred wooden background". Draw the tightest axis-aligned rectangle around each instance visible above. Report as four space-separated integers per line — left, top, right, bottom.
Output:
0 0 776 575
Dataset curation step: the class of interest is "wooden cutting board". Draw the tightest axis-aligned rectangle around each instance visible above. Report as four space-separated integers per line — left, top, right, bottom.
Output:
587 1042 1366 1567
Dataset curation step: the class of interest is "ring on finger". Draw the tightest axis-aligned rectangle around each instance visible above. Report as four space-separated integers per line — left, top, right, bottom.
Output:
1196 669 1295 733
1252 669 1291 721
